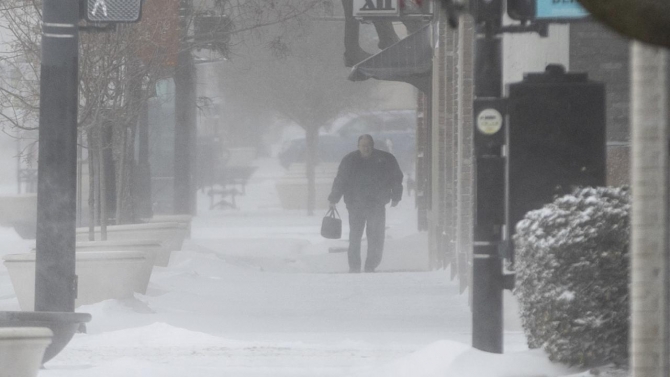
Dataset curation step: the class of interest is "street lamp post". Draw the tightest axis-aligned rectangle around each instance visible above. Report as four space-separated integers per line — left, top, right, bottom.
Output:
34 0 144 311
34 0 81 312
471 0 505 353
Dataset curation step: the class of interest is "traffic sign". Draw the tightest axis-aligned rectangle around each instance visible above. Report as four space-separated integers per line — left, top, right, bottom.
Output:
86 0 142 23
477 109 503 135
536 0 589 20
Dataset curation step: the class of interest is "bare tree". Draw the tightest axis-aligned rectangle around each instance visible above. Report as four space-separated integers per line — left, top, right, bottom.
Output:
219 19 381 215
0 1 179 232
0 0 335 223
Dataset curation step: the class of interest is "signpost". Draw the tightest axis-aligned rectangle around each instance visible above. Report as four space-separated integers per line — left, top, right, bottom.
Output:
35 0 81 312
470 0 590 354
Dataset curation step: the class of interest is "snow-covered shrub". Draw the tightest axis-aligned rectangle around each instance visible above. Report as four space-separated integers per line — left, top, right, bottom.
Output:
513 187 630 367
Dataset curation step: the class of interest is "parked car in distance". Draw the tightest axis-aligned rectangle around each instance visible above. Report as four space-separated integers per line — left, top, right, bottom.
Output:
278 110 416 174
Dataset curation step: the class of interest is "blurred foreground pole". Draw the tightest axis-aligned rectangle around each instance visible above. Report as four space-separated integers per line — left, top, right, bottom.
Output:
174 0 197 215
630 41 669 377
35 0 79 311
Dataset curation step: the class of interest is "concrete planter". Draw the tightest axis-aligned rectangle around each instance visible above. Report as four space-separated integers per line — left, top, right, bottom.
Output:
0 311 91 364
76 240 162 294
3 251 146 311
0 327 52 376
141 215 192 236
76 222 189 266
0 194 37 239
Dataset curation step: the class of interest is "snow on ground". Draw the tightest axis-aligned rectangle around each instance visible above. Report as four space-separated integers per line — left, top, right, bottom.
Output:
0 158 622 376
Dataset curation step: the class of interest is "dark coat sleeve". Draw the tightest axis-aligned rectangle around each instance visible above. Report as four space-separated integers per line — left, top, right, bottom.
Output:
388 154 404 203
328 154 352 204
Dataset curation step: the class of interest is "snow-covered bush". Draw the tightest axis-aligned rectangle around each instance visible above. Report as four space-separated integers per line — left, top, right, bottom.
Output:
513 187 630 367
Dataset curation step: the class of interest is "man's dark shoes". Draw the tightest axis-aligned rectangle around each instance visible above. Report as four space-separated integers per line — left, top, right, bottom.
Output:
349 267 361 273
364 267 375 273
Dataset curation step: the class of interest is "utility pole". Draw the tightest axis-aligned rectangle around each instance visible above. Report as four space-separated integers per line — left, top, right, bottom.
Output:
33 0 143 311
471 0 505 354
35 0 80 312
630 41 669 377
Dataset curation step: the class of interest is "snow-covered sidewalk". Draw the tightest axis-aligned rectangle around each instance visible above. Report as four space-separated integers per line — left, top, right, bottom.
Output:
0 158 597 376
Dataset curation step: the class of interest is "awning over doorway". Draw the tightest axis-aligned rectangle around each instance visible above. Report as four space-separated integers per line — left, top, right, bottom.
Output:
348 24 433 94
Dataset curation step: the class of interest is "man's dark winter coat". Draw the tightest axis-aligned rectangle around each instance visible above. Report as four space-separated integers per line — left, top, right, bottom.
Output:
328 149 403 209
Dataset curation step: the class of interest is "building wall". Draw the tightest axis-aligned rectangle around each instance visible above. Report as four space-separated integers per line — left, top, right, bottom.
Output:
570 22 632 186
503 24 570 91
376 81 418 110
570 22 630 143
455 15 475 293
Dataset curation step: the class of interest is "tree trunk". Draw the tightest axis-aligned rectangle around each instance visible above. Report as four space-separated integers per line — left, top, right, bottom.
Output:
116 57 143 224
136 94 153 219
77 133 83 227
98 126 108 241
174 0 197 215
305 126 318 216
87 129 96 241
630 41 669 377
115 126 127 225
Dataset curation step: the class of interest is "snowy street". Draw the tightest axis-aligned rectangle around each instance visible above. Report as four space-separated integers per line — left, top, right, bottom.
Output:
1 159 578 376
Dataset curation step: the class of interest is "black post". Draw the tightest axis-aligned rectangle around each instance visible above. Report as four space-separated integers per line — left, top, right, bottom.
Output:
35 0 80 312
472 24 505 352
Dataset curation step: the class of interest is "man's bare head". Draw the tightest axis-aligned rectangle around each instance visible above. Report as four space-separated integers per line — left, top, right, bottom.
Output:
358 134 374 158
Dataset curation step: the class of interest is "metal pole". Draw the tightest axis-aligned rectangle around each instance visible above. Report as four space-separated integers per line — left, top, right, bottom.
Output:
35 0 80 312
472 24 504 353
630 41 669 377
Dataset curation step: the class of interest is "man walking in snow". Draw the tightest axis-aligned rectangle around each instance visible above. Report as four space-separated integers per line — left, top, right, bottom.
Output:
328 134 403 273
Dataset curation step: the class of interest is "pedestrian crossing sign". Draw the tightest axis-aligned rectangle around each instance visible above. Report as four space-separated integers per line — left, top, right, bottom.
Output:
86 0 143 23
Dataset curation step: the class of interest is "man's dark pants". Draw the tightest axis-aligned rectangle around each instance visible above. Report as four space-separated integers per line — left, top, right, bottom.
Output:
347 204 386 272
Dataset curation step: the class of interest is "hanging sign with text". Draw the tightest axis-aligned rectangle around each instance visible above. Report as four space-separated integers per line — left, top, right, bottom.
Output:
536 0 589 20
353 0 400 17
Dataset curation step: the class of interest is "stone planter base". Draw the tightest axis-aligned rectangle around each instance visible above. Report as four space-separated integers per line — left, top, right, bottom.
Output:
3 251 147 310
0 327 52 376
76 222 189 266
76 240 162 294
141 215 192 238
0 311 91 364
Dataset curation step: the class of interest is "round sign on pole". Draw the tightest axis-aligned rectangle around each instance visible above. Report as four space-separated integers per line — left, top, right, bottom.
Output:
476 108 503 135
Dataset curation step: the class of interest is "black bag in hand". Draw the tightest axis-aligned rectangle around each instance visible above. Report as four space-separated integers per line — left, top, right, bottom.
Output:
320 207 342 239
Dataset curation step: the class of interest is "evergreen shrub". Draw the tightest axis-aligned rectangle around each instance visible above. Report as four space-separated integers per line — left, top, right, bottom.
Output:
513 187 630 367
